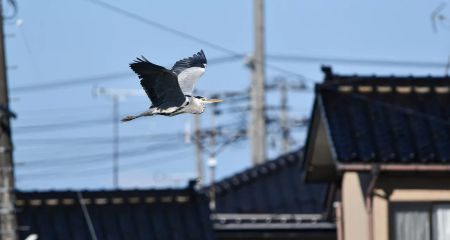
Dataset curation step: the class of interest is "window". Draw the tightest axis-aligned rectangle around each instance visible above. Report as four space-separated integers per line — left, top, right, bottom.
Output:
433 204 450 240
390 203 450 240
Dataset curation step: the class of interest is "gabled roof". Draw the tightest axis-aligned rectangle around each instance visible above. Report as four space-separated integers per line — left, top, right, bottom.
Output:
304 66 450 181
209 149 329 214
15 186 214 240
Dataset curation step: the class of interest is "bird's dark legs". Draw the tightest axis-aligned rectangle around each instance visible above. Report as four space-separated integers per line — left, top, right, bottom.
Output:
121 110 155 122
121 115 139 122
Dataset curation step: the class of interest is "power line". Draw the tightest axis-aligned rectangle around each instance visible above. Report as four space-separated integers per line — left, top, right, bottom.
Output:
13 137 179 162
76 191 98 240
3 0 18 20
16 141 186 169
86 0 241 57
11 71 132 93
11 51 443 95
85 0 304 78
320 83 450 128
16 149 191 181
16 19 42 82
14 132 182 145
431 3 449 33
9 55 242 94
14 103 111 115
13 117 112 133
268 54 449 69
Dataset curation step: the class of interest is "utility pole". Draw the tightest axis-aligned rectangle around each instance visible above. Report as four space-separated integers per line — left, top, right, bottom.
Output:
446 55 450 75
250 0 267 166
208 103 217 210
279 78 290 154
112 96 119 188
193 114 203 187
93 87 146 188
0 2 18 239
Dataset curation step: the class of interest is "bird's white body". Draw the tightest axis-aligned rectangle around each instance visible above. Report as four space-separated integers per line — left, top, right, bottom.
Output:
144 96 205 117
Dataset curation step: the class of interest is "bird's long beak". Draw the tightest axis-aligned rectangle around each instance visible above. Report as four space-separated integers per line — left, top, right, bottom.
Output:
205 98 223 103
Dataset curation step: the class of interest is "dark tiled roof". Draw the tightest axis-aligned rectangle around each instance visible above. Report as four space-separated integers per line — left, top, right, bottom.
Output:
318 67 450 164
209 150 329 213
15 186 214 240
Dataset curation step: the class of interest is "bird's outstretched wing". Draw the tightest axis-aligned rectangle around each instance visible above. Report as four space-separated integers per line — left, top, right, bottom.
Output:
130 56 185 108
171 50 207 95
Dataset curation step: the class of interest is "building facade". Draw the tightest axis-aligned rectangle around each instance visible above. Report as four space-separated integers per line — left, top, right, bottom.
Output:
303 66 450 240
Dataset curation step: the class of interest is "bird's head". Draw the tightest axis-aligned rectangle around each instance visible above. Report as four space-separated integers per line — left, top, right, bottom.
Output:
194 96 223 110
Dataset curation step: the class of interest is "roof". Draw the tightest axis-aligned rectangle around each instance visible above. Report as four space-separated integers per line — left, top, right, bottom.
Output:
304 66 450 180
212 213 336 240
209 150 329 214
15 186 215 240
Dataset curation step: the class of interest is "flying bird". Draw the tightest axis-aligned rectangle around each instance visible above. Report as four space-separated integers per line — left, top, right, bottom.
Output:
122 50 222 122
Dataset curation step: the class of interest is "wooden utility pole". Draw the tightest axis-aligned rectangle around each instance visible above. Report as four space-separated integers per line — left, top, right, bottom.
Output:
0 2 18 240
112 96 119 188
208 103 217 210
193 114 203 187
93 87 146 188
279 79 290 154
250 0 267 166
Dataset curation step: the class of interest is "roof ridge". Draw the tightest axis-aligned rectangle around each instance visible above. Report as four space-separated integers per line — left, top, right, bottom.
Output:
208 149 303 194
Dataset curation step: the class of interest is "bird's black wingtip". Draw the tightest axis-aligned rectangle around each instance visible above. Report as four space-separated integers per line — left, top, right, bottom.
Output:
196 50 207 64
131 56 150 65
129 56 151 70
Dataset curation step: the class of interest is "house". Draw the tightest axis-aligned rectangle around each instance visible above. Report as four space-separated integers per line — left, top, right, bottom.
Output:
209 150 336 240
303 66 450 240
14 150 334 240
14 150 335 240
15 183 215 240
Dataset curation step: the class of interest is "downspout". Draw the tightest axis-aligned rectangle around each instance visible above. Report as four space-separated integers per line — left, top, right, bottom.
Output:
324 183 337 220
366 165 380 240
334 201 344 240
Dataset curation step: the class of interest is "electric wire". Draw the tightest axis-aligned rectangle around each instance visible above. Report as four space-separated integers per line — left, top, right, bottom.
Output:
15 132 182 145
17 149 191 180
16 18 42 81
320 83 450 127
9 54 243 94
11 71 132 93
76 191 98 240
13 117 112 133
267 54 449 69
16 139 184 167
3 0 18 20
85 0 306 78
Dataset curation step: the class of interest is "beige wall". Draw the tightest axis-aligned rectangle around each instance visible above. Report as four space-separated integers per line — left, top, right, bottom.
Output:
373 188 388 240
342 172 369 240
342 174 450 240
372 176 450 240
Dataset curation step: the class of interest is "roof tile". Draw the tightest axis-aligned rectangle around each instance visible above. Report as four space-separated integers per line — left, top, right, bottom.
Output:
318 70 450 164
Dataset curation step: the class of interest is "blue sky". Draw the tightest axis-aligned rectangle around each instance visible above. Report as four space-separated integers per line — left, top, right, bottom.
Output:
5 0 450 190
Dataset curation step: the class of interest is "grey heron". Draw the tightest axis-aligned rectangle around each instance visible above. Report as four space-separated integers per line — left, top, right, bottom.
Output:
122 50 223 122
